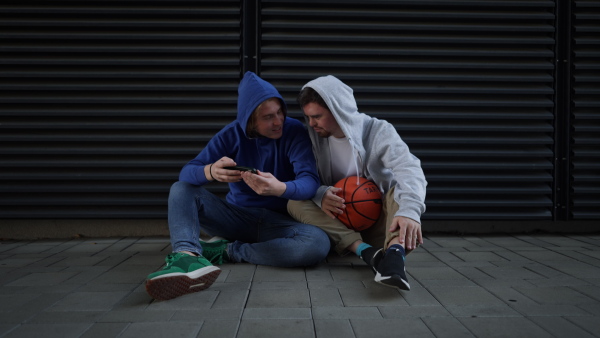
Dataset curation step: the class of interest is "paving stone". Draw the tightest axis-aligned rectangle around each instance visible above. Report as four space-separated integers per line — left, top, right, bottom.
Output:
308 280 366 289
312 307 382 320
2 323 91 338
99 309 174 322
118 322 202 338
147 290 219 310
528 316 596 338
379 305 450 318
6 271 79 286
242 308 312 319
400 287 442 306
172 308 243 321
314 319 354 338
338 286 406 307
197 319 239 338
237 319 314 338
26 311 105 323
421 317 475 338
427 286 507 307
253 266 306 282
211 289 249 309
48 291 130 312
309 287 343 307
514 286 598 305
564 316 600 337
350 318 435 338
445 305 523 317
409 266 471 281
79 323 129 338
477 265 545 280
223 264 256 283
305 265 334 281
250 281 306 290
509 303 591 317
458 317 550 338
453 251 507 262
246 289 310 308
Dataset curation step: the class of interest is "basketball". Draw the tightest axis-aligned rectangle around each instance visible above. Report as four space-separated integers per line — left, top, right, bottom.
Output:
333 176 382 231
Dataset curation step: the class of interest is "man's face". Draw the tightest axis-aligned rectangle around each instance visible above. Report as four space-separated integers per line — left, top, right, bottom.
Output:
254 98 284 139
303 102 344 138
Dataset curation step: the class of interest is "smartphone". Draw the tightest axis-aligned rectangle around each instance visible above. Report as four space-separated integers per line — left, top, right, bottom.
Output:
223 166 258 174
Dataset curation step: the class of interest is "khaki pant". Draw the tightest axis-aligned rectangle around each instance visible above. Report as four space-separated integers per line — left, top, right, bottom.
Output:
287 188 400 255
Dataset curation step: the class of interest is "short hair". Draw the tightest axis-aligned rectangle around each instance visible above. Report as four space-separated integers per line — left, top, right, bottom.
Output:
297 87 328 111
246 97 286 138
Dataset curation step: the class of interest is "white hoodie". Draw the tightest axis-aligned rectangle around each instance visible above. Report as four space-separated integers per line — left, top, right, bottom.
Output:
303 75 427 223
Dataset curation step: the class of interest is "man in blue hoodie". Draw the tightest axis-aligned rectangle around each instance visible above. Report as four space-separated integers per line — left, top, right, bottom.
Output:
288 75 427 291
145 72 330 300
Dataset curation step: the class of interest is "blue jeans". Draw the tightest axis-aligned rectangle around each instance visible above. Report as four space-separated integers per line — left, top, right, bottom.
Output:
168 181 330 267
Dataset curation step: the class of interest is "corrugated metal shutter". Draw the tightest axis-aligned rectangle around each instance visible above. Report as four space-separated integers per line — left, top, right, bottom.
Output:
259 0 557 220
571 0 600 219
0 1 241 218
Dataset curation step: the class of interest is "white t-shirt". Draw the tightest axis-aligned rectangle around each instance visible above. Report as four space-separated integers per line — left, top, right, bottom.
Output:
328 136 362 183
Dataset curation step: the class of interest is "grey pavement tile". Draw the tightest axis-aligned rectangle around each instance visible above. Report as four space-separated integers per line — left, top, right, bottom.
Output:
253 265 306 282
209 281 251 292
482 286 539 306
514 286 599 305
147 290 219 310
578 302 600 316
515 249 579 263
427 236 479 248
6 271 79 286
0 257 43 268
446 304 523 317
308 280 367 289
76 282 141 293
417 279 479 288
338 286 406 307
314 319 355 338
305 265 334 281
379 305 450 318
526 275 591 288
47 291 130 312
400 287 442 306
80 323 129 338
350 318 435 338
112 290 153 310
565 316 600 336
122 243 168 253
427 286 507 307
242 308 312 319
172 308 243 321
246 289 310 308
94 252 140 268
528 316 596 338
118 322 202 338
99 309 175 322
2 323 91 338
421 317 476 338
491 251 534 262
409 266 471 281
546 262 600 279
405 251 441 262
88 268 148 285
250 281 307 290
429 252 465 263
48 255 107 267
211 289 249 309
451 267 495 281
0 325 18 337
509 303 592 317
222 264 256 283
0 294 41 312
309 287 343 307
453 251 508 262
329 265 373 282
197 319 239 338
237 319 314 338
459 317 551 338
312 307 382 320
477 265 546 280
26 310 106 323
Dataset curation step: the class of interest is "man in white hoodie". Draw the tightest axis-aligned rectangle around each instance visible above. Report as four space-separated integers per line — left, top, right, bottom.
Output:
288 75 427 290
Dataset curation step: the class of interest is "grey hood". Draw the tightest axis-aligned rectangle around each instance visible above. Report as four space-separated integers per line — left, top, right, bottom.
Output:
302 75 427 223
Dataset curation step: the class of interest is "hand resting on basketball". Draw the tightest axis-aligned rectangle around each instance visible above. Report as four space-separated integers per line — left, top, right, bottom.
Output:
321 187 345 219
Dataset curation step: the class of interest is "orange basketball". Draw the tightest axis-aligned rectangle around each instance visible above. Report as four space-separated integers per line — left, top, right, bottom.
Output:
333 176 382 231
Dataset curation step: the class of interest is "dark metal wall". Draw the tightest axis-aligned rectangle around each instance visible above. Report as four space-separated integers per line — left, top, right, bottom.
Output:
0 0 598 222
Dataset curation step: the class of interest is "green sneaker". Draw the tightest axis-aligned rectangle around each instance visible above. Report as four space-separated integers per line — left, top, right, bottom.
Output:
145 252 221 301
200 236 230 265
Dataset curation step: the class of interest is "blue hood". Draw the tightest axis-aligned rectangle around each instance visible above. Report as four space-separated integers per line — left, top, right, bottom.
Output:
237 71 287 137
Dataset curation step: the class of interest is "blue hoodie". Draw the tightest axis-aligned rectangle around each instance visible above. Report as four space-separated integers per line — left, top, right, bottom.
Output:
179 71 320 213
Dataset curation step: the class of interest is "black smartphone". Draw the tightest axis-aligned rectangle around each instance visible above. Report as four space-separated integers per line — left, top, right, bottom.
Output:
223 166 258 174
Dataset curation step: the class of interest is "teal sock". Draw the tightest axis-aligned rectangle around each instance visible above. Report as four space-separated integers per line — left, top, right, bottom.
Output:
355 243 372 257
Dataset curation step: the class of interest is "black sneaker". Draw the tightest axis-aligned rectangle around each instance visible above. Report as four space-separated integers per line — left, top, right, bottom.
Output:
360 247 384 274
374 246 410 291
